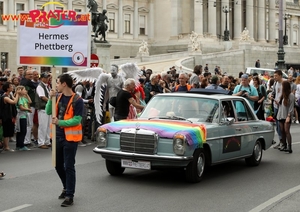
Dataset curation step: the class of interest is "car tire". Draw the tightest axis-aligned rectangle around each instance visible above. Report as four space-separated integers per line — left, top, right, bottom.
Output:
185 149 205 183
245 140 262 166
106 160 125 176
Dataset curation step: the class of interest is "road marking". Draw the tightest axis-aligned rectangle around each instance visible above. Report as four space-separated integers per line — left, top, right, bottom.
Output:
249 185 300 212
1 204 32 212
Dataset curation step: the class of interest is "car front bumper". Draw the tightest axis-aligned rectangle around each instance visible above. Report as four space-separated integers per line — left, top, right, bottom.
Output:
93 147 194 168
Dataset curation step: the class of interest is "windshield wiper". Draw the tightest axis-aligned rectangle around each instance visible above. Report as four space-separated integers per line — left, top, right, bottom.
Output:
148 116 192 123
148 116 171 120
171 115 192 123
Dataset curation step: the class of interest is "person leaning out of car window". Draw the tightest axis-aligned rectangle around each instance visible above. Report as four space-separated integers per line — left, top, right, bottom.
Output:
276 81 294 153
232 74 259 110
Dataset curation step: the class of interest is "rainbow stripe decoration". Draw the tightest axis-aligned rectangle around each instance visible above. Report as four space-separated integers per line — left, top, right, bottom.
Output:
102 120 207 147
20 56 87 67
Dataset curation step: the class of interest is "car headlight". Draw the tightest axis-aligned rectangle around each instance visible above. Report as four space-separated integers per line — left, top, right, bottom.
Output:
173 134 186 155
96 128 107 147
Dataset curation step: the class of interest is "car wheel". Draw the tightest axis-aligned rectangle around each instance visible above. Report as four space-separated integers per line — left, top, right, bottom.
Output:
106 160 125 176
245 140 262 166
185 149 205 183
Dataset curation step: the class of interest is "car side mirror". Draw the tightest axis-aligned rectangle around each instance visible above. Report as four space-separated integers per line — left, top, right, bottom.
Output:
220 117 235 125
226 117 235 125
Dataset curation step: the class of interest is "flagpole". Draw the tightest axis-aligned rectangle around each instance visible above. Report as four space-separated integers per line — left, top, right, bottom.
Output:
51 65 57 167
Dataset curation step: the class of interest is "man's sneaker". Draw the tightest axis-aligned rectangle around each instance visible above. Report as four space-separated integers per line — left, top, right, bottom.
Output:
58 189 66 199
19 146 31 151
273 143 280 149
61 197 73 207
296 120 299 124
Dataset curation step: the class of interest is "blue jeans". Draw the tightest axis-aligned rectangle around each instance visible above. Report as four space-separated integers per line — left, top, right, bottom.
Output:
274 108 282 140
55 137 78 198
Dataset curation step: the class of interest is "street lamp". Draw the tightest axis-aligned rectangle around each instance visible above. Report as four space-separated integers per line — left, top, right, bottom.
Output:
277 0 285 71
222 6 231 41
283 13 291 45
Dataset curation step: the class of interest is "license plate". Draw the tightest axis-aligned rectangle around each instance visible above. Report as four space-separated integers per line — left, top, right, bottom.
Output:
121 159 151 170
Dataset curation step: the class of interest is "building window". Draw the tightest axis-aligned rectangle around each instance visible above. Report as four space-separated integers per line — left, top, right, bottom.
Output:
56 7 63 10
0 2 3 25
16 3 25 13
139 15 146 35
109 12 115 32
74 9 82 12
293 30 298 45
124 14 131 34
37 5 43 10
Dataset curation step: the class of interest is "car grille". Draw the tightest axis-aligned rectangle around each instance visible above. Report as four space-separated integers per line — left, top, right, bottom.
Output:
120 129 158 154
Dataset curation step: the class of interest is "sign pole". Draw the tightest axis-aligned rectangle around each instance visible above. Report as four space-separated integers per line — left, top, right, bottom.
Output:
51 66 57 167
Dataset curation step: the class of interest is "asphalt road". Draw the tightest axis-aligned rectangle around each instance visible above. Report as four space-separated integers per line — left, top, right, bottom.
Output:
1 124 300 212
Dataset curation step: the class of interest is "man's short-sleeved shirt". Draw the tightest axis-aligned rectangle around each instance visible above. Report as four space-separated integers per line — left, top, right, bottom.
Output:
233 84 258 110
115 89 132 117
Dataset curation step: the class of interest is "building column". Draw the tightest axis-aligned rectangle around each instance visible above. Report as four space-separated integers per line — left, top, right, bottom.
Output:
68 0 72 10
85 0 89 12
246 0 254 40
133 0 138 39
7 0 14 31
257 0 266 42
194 0 203 36
102 0 107 10
233 1 242 40
29 0 35 10
148 0 154 39
171 0 181 37
49 0 54 10
268 0 276 43
118 0 123 38
208 0 216 37
298 17 300 46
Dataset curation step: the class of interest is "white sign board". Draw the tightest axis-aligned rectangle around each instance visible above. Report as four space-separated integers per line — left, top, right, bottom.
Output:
17 11 90 67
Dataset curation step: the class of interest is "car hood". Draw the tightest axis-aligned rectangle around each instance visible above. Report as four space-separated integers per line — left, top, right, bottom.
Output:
101 119 207 147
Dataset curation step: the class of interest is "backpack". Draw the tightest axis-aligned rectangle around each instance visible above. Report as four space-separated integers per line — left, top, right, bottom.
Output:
259 85 267 100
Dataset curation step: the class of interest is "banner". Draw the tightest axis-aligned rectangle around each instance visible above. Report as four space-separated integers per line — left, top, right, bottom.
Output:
17 9 90 67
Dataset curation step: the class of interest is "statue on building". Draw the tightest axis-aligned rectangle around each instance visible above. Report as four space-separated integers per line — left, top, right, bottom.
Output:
240 27 250 41
87 0 98 32
94 9 109 42
137 40 149 56
190 31 201 52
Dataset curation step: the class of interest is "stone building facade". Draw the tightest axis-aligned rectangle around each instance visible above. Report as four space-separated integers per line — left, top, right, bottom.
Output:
0 0 300 73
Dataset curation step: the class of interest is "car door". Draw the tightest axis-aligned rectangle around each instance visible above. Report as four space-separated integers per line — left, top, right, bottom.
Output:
218 100 242 161
232 99 258 157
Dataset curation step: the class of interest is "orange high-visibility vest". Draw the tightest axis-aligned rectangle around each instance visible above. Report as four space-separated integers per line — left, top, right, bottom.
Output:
50 93 82 142
175 84 192 91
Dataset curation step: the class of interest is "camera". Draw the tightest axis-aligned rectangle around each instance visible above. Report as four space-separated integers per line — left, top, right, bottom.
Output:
0 77 8 82
241 90 248 97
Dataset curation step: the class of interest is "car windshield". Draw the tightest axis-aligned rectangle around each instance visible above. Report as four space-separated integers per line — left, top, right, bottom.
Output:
140 95 219 123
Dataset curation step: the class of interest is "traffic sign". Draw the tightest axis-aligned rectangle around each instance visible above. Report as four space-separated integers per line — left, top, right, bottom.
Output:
90 54 99 67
